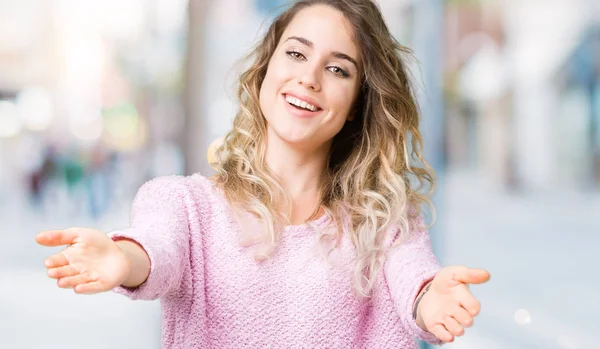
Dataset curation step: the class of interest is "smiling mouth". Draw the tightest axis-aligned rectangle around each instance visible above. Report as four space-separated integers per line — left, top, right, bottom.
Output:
284 94 321 112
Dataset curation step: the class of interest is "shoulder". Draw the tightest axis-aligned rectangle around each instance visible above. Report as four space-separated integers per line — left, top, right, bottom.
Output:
129 174 227 225
186 173 216 190
133 173 220 205
386 211 429 248
186 173 222 199
137 173 215 192
134 175 190 199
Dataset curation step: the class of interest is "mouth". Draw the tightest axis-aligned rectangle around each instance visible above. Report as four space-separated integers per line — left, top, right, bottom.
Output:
283 93 322 113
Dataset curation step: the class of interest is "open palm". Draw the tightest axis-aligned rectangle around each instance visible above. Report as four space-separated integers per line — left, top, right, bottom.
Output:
35 227 130 294
418 266 491 343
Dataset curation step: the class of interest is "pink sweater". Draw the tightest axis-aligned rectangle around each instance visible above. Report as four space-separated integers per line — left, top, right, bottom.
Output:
108 174 443 348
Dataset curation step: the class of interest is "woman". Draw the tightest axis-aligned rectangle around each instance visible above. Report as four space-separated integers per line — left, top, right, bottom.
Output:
36 0 490 348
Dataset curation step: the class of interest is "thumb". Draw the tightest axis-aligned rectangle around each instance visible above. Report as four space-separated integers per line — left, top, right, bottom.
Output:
451 267 491 286
35 228 80 247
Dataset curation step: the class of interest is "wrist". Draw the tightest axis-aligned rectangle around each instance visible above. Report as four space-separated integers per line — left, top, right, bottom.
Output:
114 239 138 287
413 280 433 329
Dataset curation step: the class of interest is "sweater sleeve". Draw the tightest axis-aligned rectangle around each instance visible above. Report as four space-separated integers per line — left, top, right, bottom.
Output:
107 176 192 300
384 215 444 345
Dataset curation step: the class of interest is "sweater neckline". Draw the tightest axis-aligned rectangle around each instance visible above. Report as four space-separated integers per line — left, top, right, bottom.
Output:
197 174 333 235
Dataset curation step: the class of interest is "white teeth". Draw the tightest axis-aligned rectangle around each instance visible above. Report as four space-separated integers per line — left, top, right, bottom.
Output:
285 95 317 112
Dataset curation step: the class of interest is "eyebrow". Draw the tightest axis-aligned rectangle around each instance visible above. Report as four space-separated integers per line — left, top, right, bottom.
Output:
285 36 359 69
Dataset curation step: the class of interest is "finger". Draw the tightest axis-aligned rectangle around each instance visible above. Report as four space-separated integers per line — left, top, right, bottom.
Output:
455 290 482 317
452 268 491 285
443 314 465 337
36 228 79 247
450 304 474 328
57 272 98 289
44 252 69 268
428 323 454 343
75 282 106 295
48 265 79 279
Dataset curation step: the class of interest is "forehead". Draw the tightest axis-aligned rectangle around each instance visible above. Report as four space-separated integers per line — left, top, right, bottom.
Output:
281 5 359 61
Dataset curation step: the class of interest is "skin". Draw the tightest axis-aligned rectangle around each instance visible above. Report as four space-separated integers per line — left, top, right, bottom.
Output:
258 5 362 224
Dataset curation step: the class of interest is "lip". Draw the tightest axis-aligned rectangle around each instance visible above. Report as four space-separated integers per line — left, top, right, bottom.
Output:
282 92 323 111
281 95 319 118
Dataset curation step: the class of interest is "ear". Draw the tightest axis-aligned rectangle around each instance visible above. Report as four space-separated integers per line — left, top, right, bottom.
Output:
347 113 355 122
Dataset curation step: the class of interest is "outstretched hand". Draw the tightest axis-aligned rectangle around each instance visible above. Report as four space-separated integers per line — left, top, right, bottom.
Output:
416 266 491 343
35 227 131 294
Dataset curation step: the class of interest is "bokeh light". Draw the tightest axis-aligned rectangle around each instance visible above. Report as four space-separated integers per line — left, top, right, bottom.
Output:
0 101 23 138
514 308 532 325
16 87 54 131
69 109 104 143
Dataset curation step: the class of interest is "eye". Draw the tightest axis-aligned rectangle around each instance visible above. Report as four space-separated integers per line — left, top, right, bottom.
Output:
328 66 350 78
286 50 306 61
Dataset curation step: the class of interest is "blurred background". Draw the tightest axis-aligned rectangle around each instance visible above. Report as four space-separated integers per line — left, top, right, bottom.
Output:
0 0 598 348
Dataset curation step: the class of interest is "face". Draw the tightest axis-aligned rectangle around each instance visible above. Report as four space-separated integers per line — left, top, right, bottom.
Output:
259 4 362 151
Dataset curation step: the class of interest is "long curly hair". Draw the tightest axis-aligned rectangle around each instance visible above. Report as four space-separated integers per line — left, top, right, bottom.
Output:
212 0 436 297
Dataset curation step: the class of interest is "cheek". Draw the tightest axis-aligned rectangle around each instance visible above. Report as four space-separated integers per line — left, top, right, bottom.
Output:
265 55 290 83
260 63 287 104
260 70 274 100
329 86 357 120
259 69 278 116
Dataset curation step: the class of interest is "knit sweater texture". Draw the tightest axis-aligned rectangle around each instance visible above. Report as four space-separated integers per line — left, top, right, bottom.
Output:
108 174 443 348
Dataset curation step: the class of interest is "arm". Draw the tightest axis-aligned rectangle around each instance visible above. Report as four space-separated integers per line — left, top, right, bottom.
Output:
108 176 193 300
383 215 443 345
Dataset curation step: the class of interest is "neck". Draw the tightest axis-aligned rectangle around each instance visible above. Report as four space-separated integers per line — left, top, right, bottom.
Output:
265 129 330 223
265 134 330 195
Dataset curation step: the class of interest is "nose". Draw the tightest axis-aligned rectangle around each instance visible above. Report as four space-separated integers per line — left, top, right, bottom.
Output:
298 65 321 92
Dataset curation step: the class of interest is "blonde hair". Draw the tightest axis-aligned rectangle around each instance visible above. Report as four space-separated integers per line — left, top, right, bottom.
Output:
212 0 435 297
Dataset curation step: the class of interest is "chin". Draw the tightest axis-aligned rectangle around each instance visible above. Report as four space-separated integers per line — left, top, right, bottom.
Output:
278 132 311 146
271 126 315 147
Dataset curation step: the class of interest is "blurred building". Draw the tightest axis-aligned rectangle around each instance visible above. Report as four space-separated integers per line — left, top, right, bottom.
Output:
443 0 600 193
555 26 600 187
